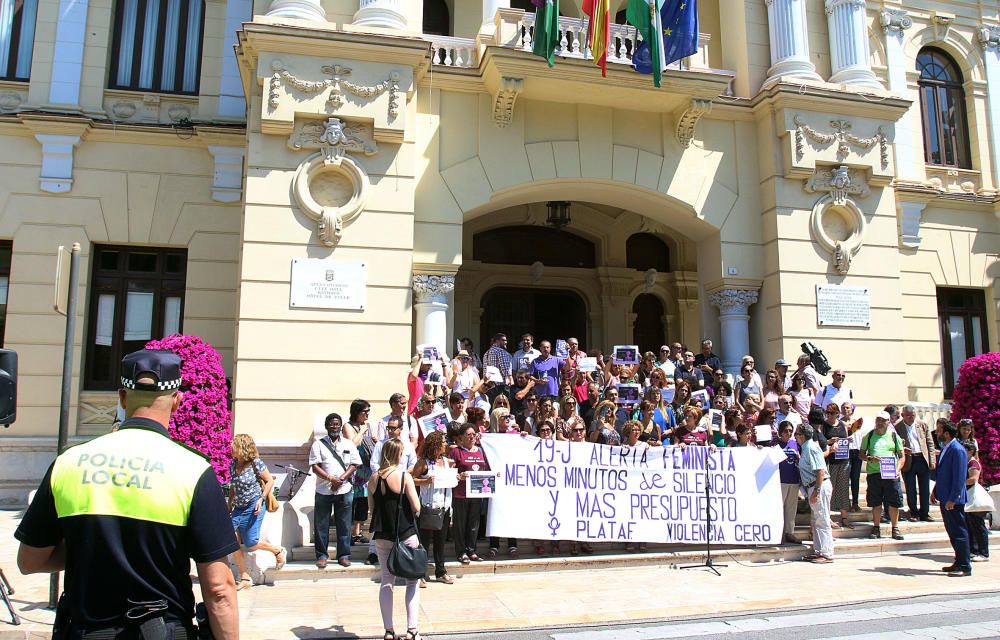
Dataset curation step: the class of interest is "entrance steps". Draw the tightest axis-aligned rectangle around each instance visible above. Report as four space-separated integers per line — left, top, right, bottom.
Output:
272 520 963 582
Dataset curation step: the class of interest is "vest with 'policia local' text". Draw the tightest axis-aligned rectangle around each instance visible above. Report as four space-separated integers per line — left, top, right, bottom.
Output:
50 426 209 525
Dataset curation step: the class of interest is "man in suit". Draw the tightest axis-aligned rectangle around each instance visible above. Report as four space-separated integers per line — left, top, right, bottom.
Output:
899 404 937 522
932 419 971 577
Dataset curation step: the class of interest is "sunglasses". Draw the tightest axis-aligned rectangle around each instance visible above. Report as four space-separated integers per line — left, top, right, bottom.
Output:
527 398 538 403
387 426 402 431
825 411 839 415
572 428 586 432
539 427 553 432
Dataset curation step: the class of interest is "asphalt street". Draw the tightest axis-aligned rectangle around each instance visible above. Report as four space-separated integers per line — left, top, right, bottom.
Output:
428 591 1000 640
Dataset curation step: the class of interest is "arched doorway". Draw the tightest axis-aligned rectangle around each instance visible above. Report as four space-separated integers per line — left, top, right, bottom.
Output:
632 294 665 354
480 287 587 352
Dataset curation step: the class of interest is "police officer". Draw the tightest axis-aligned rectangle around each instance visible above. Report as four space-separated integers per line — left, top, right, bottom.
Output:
15 349 239 639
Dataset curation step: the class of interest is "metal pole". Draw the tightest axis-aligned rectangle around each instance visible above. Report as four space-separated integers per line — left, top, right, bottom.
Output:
49 242 80 608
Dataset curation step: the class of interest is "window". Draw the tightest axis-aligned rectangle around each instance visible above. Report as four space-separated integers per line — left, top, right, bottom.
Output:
0 240 11 345
85 245 187 390
423 0 449 36
0 0 38 81
936 287 988 398
917 48 971 169
473 226 596 268
109 0 205 95
626 233 670 272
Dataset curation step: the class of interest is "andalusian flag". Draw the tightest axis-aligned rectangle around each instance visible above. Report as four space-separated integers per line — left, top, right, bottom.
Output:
631 0 699 87
626 0 666 87
531 0 561 67
583 0 611 77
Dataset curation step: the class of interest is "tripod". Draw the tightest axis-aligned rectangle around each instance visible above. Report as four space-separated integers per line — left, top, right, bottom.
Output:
680 462 727 577
0 568 20 625
274 464 310 500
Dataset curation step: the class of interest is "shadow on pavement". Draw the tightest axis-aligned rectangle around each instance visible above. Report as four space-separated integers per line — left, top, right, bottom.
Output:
858 566 948 577
291 625 359 639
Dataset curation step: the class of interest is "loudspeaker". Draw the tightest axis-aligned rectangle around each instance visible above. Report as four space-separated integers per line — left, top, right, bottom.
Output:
0 349 17 426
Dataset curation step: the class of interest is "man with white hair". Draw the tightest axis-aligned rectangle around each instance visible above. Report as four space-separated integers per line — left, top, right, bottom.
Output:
899 404 936 522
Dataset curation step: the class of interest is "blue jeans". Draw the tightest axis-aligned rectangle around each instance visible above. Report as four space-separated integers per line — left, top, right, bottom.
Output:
231 502 265 547
941 503 971 571
314 491 353 560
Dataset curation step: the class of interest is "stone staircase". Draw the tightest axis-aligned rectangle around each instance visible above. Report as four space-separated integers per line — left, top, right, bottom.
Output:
268 514 968 582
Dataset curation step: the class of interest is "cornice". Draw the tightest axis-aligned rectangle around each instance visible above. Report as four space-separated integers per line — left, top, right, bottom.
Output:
893 179 1000 209
1 111 246 148
478 46 734 112
237 19 433 80
751 80 911 122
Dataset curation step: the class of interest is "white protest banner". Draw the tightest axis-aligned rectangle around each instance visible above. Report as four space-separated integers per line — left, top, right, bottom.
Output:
480 434 785 545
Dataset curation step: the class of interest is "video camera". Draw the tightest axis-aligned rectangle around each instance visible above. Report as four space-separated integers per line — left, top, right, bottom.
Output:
800 342 831 376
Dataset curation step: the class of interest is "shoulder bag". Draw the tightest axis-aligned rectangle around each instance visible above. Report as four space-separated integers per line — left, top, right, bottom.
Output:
386 472 429 579
967 482 995 513
251 460 280 513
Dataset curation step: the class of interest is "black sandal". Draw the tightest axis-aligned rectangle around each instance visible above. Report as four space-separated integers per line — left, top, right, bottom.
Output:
383 631 395 640
407 630 422 640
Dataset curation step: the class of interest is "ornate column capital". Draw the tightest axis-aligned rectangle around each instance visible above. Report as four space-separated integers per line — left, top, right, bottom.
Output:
413 274 455 304
880 8 913 34
979 25 1000 52
708 289 760 315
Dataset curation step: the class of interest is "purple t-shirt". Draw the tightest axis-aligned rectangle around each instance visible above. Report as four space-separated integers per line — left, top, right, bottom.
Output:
529 356 563 397
449 446 489 500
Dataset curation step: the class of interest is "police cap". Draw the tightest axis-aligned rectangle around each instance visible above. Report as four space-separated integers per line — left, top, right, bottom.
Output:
120 349 183 392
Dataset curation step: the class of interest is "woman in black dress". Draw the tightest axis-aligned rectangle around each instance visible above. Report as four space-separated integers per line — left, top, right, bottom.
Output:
368 439 423 640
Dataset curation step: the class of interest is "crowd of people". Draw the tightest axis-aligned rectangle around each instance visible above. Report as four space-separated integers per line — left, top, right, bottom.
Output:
229 333 992 639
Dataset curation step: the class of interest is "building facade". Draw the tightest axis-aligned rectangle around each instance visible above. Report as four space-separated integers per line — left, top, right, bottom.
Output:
0 0 996 500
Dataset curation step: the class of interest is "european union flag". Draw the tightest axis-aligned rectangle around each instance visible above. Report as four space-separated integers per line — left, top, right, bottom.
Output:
632 0 699 75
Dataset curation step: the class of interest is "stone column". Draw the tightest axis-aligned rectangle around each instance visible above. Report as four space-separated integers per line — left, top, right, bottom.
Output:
826 0 881 88
266 0 325 21
708 288 759 375
481 0 511 37
979 25 1000 190
353 0 408 29
763 0 822 84
880 9 916 177
413 274 455 355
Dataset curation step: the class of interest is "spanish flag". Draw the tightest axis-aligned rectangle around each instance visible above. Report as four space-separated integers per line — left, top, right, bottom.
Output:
583 0 611 77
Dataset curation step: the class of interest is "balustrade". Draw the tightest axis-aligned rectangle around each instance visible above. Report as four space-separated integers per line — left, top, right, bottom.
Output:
426 11 711 72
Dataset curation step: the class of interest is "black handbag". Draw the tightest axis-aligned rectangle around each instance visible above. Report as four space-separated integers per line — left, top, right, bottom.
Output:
386 472 429 580
418 506 446 531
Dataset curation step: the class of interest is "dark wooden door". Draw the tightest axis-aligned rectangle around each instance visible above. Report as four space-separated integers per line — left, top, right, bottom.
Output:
480 287 587 352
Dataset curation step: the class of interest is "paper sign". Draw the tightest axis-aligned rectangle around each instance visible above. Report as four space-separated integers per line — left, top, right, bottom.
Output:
419 344 439 361
612 345 640 365
555 339 569 359
617 384 641 405
466 471 498 498
835 437 851 460
485 366 502 383
419 409 450 437
432 466 458 489
578 357 598 372
879 456 897 479
754 424 774 443
691 389 710 408
661 388 675 404
708 409 724 432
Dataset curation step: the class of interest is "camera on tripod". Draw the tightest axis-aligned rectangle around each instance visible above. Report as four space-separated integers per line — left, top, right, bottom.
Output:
801 342 831 376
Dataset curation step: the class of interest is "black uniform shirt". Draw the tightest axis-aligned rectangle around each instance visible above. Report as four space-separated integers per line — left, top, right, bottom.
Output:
14 418 239 627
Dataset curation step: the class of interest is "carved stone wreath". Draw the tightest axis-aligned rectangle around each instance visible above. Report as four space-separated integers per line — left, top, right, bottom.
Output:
805 166 869 275
292 152 370 247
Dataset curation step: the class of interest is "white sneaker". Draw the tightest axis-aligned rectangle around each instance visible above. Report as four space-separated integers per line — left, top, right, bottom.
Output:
971 555 988 563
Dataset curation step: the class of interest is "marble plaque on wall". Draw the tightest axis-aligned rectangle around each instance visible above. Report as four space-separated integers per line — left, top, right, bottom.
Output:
289 259 366 311
816 285 870 328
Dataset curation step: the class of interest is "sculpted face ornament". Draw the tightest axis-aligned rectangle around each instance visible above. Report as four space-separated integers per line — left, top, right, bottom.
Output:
805 165 869 275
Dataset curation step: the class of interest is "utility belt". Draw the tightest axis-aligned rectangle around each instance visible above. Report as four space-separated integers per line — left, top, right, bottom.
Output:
54 596 213 640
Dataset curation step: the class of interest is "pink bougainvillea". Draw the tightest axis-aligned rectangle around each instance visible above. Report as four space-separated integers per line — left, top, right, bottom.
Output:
950 351 1000 487
145 334 233 483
